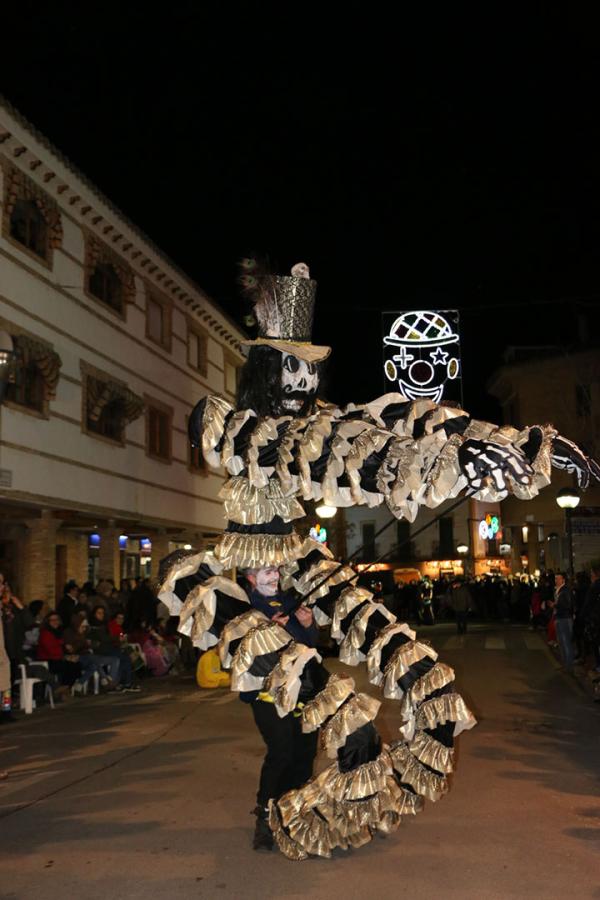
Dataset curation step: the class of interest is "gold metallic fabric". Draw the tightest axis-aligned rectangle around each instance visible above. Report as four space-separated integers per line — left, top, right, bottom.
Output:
214 531 303 570
330 586 374 642
264 642 322 717
339 601 396 666
408 730 455 775
230 621 291 692
301 674 356 733
219 476 305 525
218 609 269 669
415 691 477 737
388 740 448 802
366 622 416 686
320 692 381 757
382 640 439 700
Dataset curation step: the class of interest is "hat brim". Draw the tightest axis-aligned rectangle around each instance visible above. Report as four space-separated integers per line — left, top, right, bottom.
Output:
241 337 331 363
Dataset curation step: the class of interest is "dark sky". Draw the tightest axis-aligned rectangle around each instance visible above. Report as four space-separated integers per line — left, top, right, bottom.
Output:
2 3 600 419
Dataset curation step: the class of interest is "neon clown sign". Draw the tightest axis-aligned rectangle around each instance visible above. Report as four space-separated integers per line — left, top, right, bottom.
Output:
382 309 462 404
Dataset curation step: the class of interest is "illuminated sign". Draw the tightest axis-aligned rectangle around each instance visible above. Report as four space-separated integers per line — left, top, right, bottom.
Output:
382 309 462 404
310 523 328 544
479 514 500 541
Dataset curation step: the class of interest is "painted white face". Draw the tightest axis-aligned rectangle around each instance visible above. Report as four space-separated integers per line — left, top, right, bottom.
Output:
252 566 280 597
281 353 319 413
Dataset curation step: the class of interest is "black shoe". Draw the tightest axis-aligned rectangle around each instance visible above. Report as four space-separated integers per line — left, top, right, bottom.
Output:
252 807 273 851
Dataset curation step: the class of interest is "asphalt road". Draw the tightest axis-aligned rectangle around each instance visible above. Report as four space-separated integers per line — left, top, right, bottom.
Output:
1 623 600 900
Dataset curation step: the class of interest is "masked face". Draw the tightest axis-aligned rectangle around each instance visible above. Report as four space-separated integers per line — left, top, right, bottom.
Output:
249 566 280 597
281 353 319 413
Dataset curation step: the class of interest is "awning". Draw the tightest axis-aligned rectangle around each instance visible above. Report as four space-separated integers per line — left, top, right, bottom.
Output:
12 333 62 399
87 376 145 424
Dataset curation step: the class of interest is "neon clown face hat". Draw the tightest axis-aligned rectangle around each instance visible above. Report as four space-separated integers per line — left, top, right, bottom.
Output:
240 260 331 364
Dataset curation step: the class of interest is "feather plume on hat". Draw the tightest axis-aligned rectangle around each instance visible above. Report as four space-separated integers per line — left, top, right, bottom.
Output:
238 257 281 338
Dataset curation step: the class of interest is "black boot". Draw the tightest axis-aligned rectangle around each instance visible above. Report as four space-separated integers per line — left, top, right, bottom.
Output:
252 806 273 851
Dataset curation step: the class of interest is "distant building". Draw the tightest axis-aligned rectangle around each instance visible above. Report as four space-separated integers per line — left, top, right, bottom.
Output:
0 98 245 604
488 345 600 573
344 497 511 584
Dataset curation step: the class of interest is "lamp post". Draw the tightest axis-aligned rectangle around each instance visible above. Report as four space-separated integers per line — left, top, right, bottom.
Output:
556 487 580 576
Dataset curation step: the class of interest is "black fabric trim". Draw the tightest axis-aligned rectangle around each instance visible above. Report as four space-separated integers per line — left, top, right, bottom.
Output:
248 648 289 678
188 398 208 449
294 549 329 577
356 439 393 493
206 592 250 640
337 722 382 772
308 424 339 482
433 414 470 436
225 516 293 536
173 572 206 603
378 401 411 429
424 721 454 748
231 414 259 459
314 582 350 620
297 659 330 704
358 609 393 655
397 656 436 693
339 599 371 638
214 409 235 453
379 631 412 672
257 421 291 468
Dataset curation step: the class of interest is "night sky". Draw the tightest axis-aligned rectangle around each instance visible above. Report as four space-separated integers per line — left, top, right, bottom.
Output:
2 4 599 419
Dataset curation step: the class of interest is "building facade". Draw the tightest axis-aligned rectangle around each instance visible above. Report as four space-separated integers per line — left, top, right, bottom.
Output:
0 98 245 604
344 496 510 584
488 346 600 574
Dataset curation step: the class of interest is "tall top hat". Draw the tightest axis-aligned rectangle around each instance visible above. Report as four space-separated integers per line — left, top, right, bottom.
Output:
240 260 331 363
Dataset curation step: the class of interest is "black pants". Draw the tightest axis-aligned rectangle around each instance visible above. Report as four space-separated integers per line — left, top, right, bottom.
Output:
251 700 318 808
455 611 468 634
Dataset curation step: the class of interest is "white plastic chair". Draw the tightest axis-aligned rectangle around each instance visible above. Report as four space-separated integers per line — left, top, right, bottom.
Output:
15 662 55 714
71 670 100 696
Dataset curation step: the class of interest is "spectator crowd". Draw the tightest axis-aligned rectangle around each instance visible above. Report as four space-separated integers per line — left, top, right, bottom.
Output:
0 574 194 721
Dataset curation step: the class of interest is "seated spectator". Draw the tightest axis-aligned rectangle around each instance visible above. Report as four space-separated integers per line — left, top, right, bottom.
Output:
22 600 48 655
63 612 121 692
37 612 81 688
88 606 140 692
128 619 169 676
196 648 230 689
108 611 126 642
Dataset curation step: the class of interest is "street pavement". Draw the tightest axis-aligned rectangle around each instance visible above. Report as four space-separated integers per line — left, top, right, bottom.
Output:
1 623 600 900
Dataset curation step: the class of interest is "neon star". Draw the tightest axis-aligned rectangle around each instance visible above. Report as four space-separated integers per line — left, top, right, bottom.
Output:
431 347 449 366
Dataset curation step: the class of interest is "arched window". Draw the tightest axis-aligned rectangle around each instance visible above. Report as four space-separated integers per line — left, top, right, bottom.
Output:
88 262 123 313
9 198 48 259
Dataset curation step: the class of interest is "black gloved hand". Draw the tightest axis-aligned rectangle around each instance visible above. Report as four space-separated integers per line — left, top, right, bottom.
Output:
552 435 600 490
458 438 533 492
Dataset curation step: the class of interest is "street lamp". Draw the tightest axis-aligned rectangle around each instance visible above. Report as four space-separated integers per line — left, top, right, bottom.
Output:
556 487 580 576
0 330 16 404
315 504 337 519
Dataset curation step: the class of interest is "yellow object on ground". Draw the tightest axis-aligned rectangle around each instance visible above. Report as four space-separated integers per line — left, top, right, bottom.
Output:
196 648 231 689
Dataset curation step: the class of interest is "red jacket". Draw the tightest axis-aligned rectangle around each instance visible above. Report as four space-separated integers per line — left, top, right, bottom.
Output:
37 628 64 661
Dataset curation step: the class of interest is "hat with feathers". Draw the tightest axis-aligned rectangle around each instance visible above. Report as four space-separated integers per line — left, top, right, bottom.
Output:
239 259 331 363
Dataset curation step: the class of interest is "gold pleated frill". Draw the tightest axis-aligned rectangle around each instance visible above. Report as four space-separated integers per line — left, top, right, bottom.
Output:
177 576 249 651
382 640 439 700
156 550 222 615
320 693 381 758
230 621 291 692
218 609 269 669
366 622 417 686
219 476 305 526
263 642 323 717
301 674 356 733
339 601 396 666
388 740 448 802
414 691 477 737
214 531 304 570
408 729 455 775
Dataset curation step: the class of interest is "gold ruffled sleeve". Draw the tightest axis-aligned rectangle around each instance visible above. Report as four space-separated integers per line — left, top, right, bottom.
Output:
330 586 373 641
218 608 269 669
301 674 356 733
320 693 381 758
230 621 292 692
366 622 416 686
382 640 439 700
414 691 477 737
219 476 305 526
388 740 448 802
339 601 396 666
156 550 223 615
201 395 235 469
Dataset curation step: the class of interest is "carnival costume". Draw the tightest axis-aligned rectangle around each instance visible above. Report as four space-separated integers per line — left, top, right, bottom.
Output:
158 261 599 860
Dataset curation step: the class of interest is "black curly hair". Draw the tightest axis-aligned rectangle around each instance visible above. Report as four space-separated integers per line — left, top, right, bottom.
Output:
236 345 324 418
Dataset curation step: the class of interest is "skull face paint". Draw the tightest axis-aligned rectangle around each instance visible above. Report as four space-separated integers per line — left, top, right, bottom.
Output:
382 309 462 404
281 353 319 413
